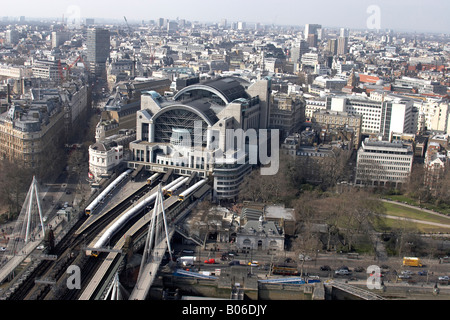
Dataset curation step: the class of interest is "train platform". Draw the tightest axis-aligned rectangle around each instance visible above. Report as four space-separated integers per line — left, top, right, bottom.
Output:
75 179 148 235
80 196 179 300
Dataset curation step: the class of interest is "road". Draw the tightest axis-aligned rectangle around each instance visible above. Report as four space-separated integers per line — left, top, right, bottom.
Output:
170 241 450 287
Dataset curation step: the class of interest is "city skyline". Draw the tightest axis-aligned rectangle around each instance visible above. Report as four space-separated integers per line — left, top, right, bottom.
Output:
2 0 450 34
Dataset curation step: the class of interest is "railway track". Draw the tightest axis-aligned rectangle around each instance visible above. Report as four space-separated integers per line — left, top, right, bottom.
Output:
6 183 151 300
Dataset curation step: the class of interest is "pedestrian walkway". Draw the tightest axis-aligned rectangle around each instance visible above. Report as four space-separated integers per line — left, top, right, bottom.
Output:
0 214 64 284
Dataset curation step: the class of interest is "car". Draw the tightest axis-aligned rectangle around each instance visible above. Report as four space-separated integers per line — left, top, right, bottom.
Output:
398 274 411 279
37 244 45 250
418 270 428 276
335 269 350 275
248 261 259 267
401 270 414 275
438 276 449 281
320 265 331 271
298 254 312 261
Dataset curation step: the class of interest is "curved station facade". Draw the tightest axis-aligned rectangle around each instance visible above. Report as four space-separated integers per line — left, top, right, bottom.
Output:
128 77 273 201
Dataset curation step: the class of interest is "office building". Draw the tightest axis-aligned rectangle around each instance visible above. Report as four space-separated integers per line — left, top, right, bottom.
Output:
32 59 62 82
6 29 19 45
304 24 321 48
86 28 110 78
330 96 416 138
355 138 414 188
269 92 305 138
312 110 362 149
290 40 309 63
52 31 70 48
337 36 348 55
0 100 66 179
326 39 338 55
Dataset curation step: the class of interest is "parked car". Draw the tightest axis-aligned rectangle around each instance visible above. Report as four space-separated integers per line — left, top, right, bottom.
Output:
320 265 331 271
438 276 449 281
418 270 428 276
398 274 411 279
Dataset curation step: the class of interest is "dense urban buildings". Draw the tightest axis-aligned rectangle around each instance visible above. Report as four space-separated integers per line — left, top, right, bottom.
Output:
0 9 449 302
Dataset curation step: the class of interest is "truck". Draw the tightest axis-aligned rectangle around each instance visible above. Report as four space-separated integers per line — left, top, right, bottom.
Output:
403 257 423 267
177 256 197 266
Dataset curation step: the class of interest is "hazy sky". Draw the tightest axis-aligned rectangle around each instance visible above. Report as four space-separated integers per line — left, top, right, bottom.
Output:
3 0 450 33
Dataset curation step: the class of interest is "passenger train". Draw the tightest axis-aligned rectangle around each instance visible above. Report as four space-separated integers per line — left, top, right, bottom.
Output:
146 172 161 185
178 179 207 201
89 177 189 257
84 169 133 215
89 177 208 257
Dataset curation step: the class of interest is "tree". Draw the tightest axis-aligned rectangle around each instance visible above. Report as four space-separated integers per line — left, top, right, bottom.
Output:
0 160 33 220
238 153 294 204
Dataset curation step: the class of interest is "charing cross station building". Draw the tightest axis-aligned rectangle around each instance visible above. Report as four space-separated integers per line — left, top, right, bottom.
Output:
127 76 275 201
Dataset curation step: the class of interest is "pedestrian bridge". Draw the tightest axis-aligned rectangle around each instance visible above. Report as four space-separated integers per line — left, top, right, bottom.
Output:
325 280 385 300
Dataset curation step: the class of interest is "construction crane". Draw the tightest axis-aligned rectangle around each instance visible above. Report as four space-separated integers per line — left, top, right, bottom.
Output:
123 16 136 78
123 16 132 36
58 59 65 82
61 55 90 82
66 55 89 72
149 46 156 65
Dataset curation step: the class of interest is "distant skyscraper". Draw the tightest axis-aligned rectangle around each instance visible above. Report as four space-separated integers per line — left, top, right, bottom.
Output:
290 40 309 63
326 39 338 55
307 33 318 48
337 36 348 55
52 31 70 48
6 29 19 45
340 28 349 38
337 28 349 55
304 24 321 48
86 27 110 78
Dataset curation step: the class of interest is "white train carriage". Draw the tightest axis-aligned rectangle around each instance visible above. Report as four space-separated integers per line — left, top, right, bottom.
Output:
166 177 189 196
161 176 185 195
89 191 158 257
178 180 208 201
146 172 162 185
85 169 133 215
